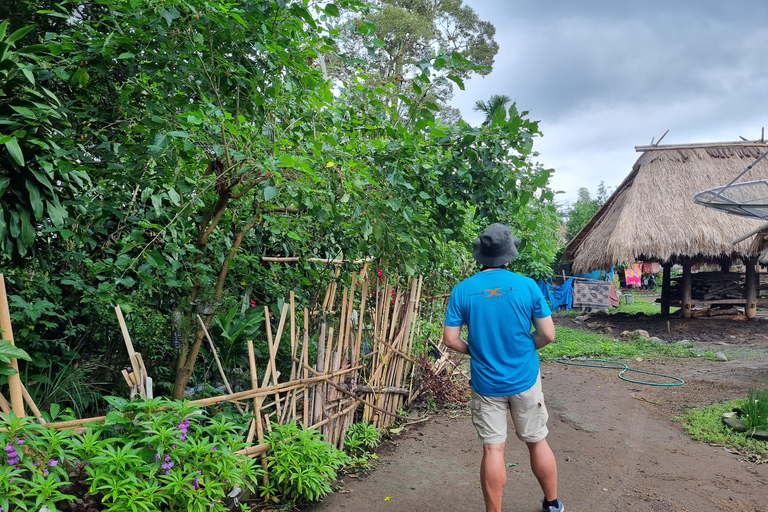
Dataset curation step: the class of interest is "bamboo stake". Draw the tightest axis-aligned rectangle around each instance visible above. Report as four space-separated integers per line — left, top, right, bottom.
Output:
312 320 327 425
20 383 45 424
114 305 145 397
353 278 369 369
0 274 24 416
246 339 268 488
343 273 357 365
197 314 243 413
302 364 415 421
336 286 348 359
0 390 12 414
301 308 310 425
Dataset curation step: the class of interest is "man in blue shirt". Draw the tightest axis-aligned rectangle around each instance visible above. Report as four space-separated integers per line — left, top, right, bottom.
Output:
443 223 563 512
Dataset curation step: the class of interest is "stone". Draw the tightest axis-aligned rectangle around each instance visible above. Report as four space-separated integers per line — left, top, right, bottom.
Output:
715 351 728 361
574 315 589 323
586 322 601 329
648 336 664 343
620 330 633 339
631 329 650 338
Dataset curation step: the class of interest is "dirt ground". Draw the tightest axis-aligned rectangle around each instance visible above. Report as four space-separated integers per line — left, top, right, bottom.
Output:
305 313 768 512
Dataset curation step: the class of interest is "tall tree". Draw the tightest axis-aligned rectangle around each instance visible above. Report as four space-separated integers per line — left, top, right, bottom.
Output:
473 94 512 125
335 0 498 119
563 182 609 242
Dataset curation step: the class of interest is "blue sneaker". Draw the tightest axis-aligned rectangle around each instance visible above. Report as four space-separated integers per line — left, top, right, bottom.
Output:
542 498 564 512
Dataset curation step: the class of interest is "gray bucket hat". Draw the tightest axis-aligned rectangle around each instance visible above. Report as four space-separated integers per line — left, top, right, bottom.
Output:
472 223 521 267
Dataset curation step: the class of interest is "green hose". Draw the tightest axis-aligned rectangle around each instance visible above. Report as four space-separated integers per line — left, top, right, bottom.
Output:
552 358 685 386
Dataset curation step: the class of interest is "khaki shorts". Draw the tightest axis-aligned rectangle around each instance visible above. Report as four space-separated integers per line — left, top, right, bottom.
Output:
470 374 549 444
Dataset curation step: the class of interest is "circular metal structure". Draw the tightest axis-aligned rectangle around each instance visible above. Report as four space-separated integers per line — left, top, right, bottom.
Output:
694 150 768 219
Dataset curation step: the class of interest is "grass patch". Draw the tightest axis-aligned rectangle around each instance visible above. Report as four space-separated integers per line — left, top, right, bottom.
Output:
540 326 693 360
675 401 768 458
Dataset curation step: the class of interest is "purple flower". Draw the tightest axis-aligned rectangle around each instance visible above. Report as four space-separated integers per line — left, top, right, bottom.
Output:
4 445 19 466
161 454 174 471
155 451 160 462
14 439 23 445
43 468 49 476
210 446 217 451
48 459 59 467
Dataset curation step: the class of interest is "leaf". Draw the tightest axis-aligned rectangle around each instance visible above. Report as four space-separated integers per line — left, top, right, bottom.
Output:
46 199 65 227
74 67 89 87
5 25 34 45
168 130 192 138
11 105 37 119
0 339 32 362
418 191 429 200
324 3 340 16
25 179 43 221
447 74 465 90
0 176 10 197
19 210 35 246
117 52 135 59
4 137 24 166
287 231 302 241
264 186 279 201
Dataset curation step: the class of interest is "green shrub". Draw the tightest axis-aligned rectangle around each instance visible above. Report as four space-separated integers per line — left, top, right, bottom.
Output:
0 398 261 512
261 421 348 503
344 422 381 458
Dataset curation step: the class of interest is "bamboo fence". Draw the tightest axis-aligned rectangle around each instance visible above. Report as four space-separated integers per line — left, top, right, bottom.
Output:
1 268 432 459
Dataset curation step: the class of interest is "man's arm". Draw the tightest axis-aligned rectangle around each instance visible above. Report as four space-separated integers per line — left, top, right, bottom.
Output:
532 315 555 350
443 325 469 354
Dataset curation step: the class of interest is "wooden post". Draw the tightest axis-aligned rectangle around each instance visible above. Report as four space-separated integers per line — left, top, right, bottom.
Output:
681 261 692 319
0 274 24 417
661 262 672 316
745 257 758 319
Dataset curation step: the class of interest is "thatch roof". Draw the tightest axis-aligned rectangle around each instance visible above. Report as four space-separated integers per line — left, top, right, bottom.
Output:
565 141 768 272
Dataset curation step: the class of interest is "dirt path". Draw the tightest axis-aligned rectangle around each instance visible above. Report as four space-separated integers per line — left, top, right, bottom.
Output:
306 356 768 512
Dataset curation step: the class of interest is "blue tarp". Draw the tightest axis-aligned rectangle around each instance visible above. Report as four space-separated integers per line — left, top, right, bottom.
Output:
574 267 614 282
538 277 574 311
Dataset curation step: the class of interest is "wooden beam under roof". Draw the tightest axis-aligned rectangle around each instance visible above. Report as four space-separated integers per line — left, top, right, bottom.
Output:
636 141 768 152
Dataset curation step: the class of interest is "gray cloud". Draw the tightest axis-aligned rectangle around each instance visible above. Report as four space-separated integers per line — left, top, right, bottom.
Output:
452 1 768 202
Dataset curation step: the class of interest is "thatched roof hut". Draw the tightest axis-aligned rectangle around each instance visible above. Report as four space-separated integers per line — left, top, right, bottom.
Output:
565 141 768 273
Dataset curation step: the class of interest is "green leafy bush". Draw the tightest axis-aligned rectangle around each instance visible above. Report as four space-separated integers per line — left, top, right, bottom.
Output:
0 398 261 511
261 421 348 503
344 422 381 458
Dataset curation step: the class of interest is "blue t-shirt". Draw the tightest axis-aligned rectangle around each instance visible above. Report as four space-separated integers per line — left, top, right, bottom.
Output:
444 269 551 396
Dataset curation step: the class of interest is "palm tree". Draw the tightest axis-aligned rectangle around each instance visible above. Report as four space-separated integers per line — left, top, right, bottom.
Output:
473 94 512 125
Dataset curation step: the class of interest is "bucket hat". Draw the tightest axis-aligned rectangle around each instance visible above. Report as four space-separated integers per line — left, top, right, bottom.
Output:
472 223 520 267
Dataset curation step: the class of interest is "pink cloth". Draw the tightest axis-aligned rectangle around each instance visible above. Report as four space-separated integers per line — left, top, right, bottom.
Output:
625 264 642 286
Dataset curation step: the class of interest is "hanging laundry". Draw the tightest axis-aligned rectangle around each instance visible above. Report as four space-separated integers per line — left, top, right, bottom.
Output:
538 277 574 311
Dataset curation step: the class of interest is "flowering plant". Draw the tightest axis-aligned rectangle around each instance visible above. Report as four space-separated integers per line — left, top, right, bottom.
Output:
0 398 261 511
0 413 75 511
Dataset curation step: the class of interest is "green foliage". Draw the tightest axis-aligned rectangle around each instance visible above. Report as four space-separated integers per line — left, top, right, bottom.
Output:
539 326 694 360
344 421 381 458
336 0 499 119
740 388 768 430
0 398 261 511
0 0 558 402
261 421 348 503
0 337 31 376
675 401 768 457
562 182 609 242
0 19 86 258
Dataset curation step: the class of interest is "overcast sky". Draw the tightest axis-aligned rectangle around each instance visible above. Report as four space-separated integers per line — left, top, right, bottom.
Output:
451 0 768 204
